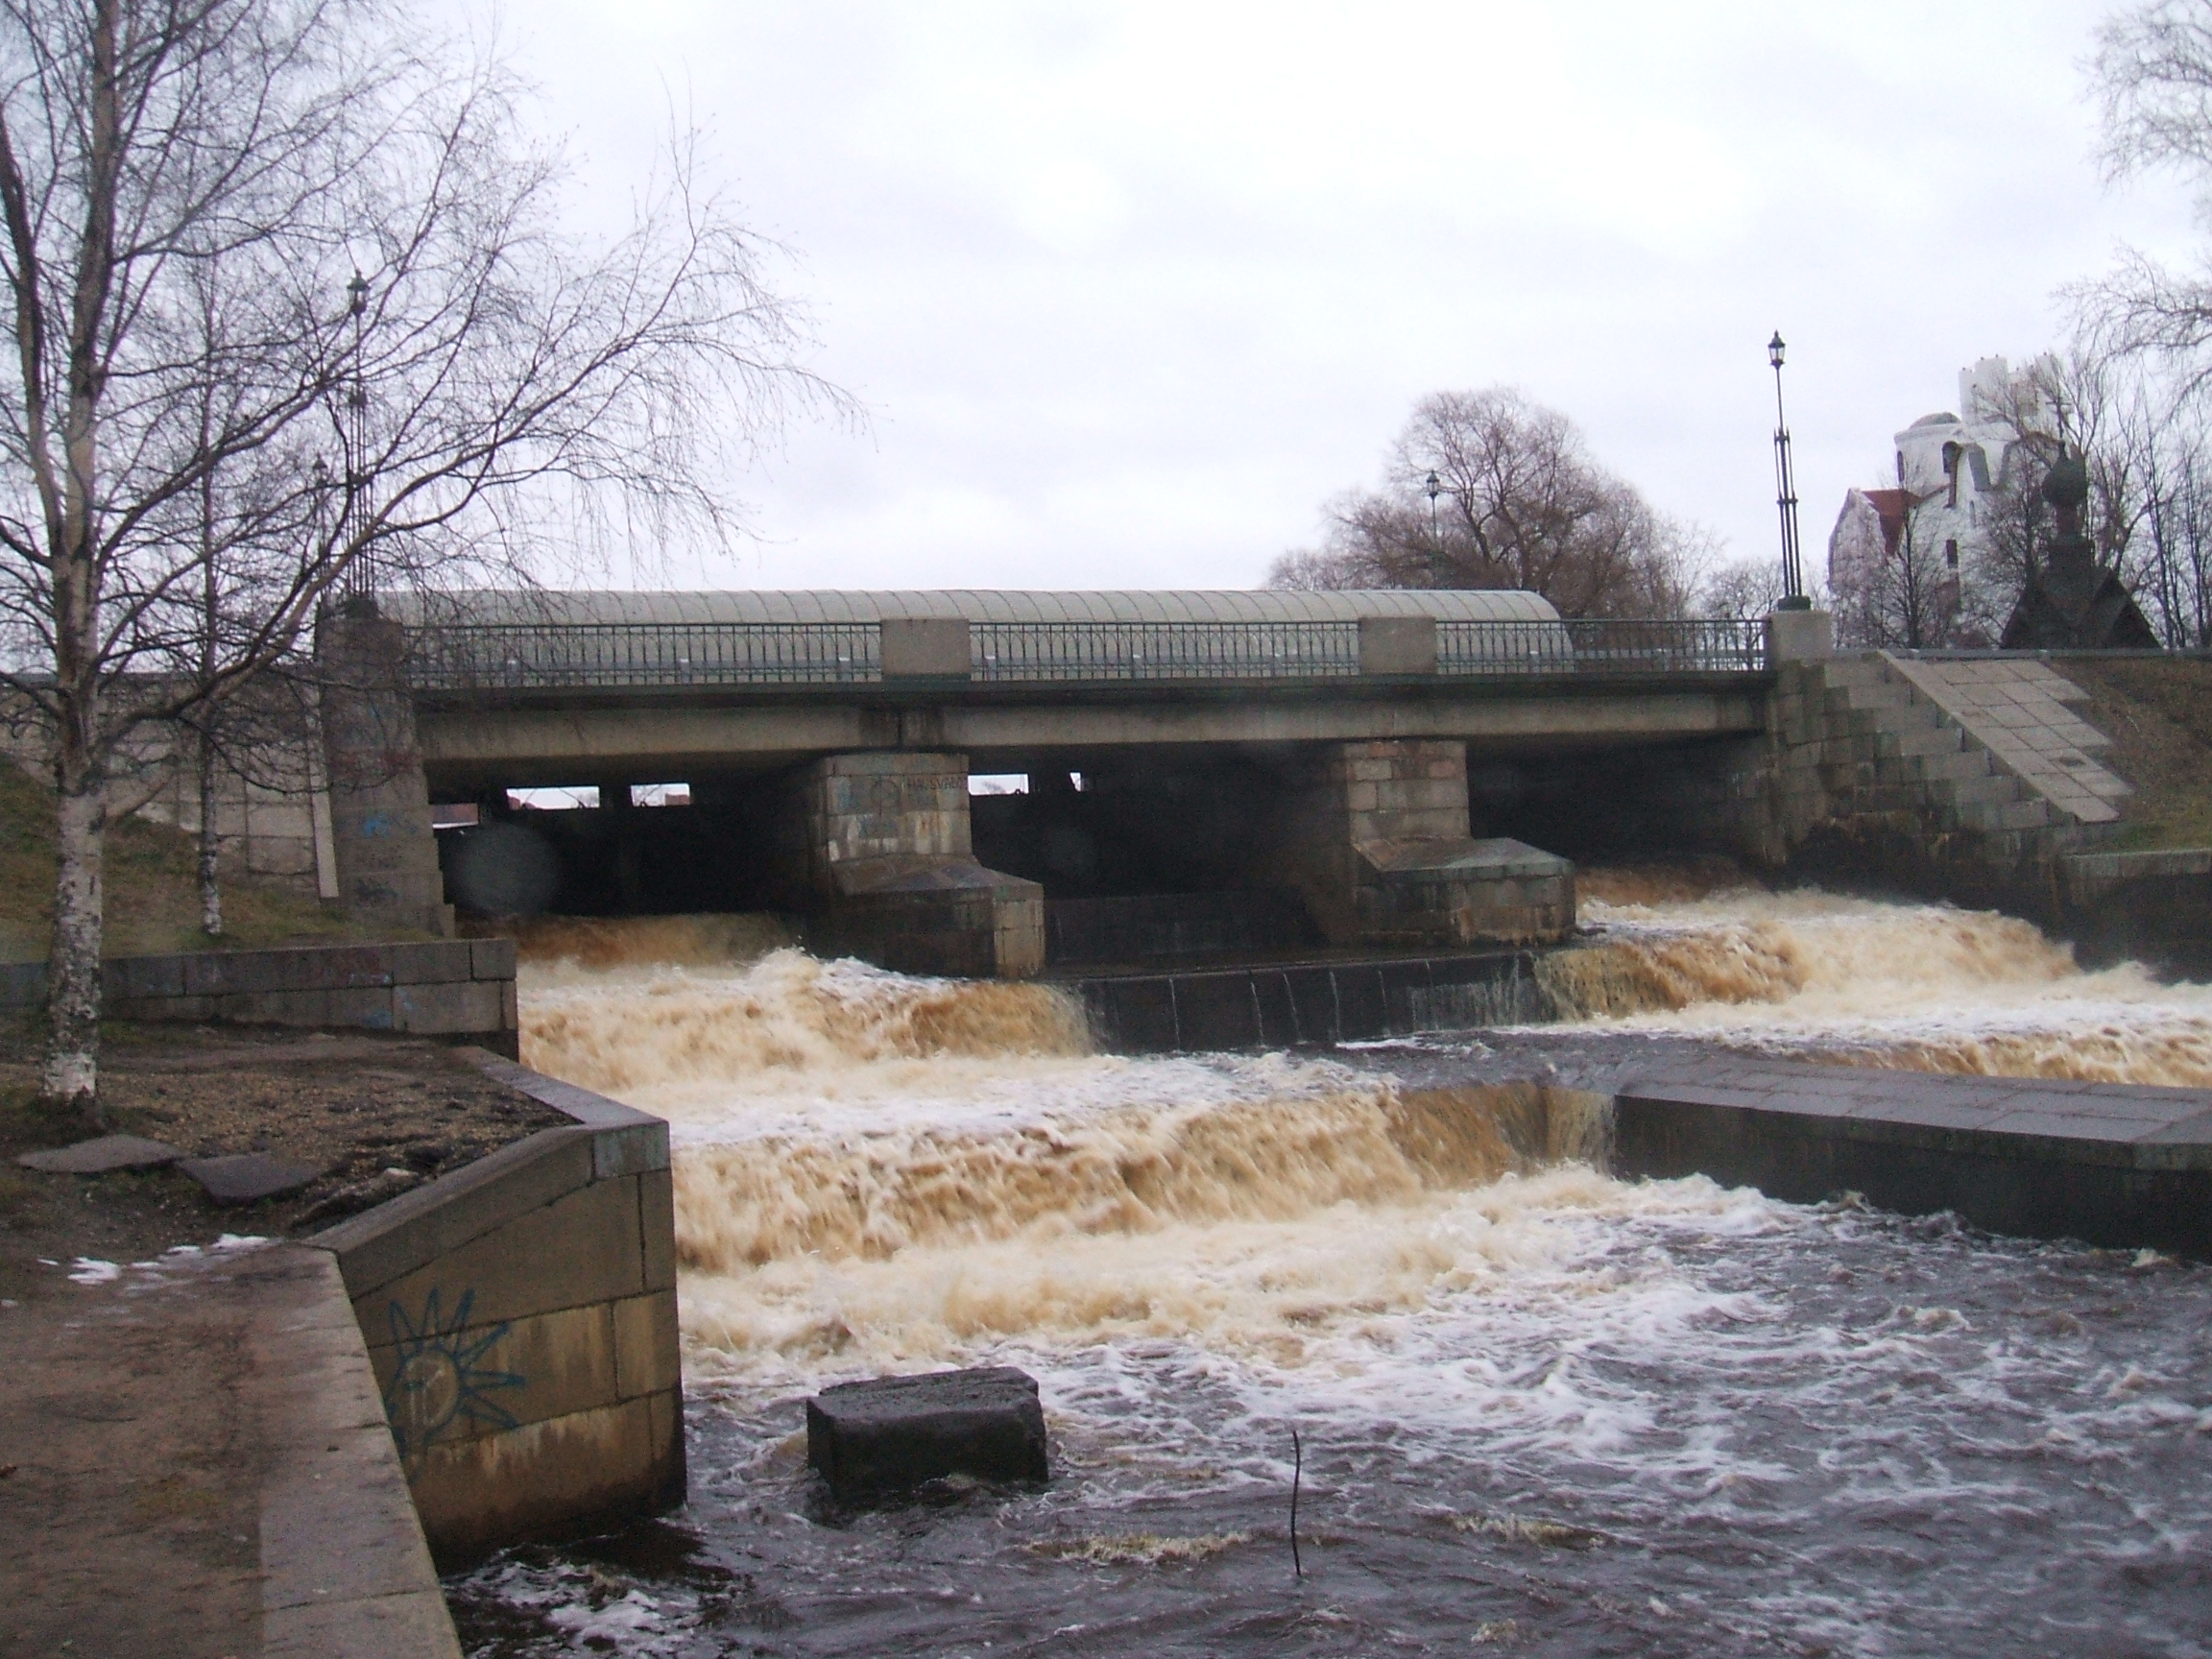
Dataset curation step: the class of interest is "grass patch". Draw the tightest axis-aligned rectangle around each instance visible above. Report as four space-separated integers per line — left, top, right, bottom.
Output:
2054 659 2212 852
0 757 397 963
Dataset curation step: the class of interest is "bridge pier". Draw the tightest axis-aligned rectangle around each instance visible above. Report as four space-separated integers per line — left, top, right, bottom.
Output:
316 607 454 936
1263 739 1575 949
783 751 1044 978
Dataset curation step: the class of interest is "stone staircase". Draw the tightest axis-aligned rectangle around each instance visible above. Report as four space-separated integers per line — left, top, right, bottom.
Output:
1801 653 2128 845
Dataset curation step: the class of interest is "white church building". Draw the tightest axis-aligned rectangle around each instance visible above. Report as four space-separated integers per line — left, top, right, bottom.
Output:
1828 355 2054 644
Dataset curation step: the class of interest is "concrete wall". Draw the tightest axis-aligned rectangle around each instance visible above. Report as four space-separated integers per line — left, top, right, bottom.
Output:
0 680 338 902
310 1053 683 1560
0 938 518 1054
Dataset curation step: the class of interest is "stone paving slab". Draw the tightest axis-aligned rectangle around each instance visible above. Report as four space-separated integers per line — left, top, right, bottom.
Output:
16 1132 183 1173
180 1152 325 1204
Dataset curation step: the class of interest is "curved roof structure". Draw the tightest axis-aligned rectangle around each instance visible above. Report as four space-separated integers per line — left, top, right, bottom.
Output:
387 589 1564 627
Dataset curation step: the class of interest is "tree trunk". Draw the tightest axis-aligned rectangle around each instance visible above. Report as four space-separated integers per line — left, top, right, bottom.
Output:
198 729 222 938
44 757 106 1129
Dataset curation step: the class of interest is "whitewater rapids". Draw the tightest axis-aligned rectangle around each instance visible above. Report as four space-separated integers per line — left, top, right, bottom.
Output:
455 887 2212 1657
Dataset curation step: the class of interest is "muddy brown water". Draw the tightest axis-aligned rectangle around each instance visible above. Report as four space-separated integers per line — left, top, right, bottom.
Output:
446 893 2212 1657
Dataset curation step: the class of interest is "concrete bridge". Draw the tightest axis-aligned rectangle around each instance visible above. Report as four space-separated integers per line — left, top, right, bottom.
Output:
310 590 1888 977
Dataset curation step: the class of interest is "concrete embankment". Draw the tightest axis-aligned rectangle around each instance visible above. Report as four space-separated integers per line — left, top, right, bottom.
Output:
309 1049 682 1560
1612 1057 2212 1256
4 1046 684 1653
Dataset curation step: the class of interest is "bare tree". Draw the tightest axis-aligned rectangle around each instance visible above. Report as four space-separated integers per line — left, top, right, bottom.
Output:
1269 388 1705 617
1853 496 1963 650
0 0 840 1120
1695 556 1793 622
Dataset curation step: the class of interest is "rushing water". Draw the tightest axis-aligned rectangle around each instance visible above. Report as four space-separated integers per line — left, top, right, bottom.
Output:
447 883 2212 1657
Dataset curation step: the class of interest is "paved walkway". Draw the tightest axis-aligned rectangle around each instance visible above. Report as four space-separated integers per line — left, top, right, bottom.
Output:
0 1243 457 1658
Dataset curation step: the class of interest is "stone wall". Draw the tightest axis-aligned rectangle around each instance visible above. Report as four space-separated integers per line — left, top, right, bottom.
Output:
781 750 1045 977
1703 651 2123 916
1263 739 1575 948
0 938 518 1053
310 1053 682 1559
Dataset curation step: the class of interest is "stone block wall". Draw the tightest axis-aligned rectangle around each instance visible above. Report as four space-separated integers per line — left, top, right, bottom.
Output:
311 1054 682 1560
781 750 1046 977
1709 652 2123 915
1263 739 1575 948
0 938 518 1053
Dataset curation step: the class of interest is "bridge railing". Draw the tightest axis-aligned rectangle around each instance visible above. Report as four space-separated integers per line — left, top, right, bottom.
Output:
402 615 1767 689
1440 617 1767 675
403 620 882 687
972 620 1361 681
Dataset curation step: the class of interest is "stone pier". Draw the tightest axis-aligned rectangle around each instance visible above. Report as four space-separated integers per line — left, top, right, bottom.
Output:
1266 739 1575 949
784 751 1044 978
317 604 454 936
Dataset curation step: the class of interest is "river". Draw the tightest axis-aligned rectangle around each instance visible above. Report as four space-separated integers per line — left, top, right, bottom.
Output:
445 878 2212 1657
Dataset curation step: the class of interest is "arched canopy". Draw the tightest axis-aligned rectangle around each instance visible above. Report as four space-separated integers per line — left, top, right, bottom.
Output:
385 588 1565 627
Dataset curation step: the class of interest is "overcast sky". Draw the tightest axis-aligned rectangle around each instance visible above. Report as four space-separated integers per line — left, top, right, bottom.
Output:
509 1 2200 595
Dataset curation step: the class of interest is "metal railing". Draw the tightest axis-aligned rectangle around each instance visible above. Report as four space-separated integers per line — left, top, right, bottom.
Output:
404 620 880 688
972 620 1360 681
1440 617 1767 675
403 615 1767 690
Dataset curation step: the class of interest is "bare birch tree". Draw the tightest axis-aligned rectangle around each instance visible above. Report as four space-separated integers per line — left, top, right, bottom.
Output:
0 0 838 1121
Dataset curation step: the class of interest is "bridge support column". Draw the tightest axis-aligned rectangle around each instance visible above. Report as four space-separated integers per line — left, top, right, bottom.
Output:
1269 740 1574 949
315 606 454 936
790 752 1043 978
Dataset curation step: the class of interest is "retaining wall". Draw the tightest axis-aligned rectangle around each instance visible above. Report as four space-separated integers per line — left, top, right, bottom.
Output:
308 1051 682 1560
0 937 518 1055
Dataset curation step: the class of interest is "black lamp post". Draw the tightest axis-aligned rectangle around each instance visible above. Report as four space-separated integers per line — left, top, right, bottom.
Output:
1769 331 1811 610
1425 470 1443 586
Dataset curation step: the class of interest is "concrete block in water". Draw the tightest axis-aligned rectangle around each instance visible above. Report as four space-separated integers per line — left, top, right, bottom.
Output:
806 1366 1049 1501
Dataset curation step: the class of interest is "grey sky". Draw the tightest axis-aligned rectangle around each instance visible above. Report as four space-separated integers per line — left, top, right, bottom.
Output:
514 1 2199 594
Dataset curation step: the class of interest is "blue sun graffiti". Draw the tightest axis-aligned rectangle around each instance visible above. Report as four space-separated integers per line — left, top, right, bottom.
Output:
382 1286 526 1457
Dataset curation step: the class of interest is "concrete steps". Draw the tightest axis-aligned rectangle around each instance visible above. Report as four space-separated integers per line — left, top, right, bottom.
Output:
1806 654 2090 839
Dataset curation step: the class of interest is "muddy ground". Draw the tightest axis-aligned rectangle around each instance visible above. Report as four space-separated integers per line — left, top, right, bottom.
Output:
0 1022 568 1309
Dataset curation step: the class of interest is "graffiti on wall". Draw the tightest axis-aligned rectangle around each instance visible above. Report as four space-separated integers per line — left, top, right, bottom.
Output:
381 1286 526 1459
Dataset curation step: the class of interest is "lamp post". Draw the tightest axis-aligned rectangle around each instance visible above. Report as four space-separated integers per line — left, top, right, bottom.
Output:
340 272 373 602
1425 470 1443 587
1769 331 1811 610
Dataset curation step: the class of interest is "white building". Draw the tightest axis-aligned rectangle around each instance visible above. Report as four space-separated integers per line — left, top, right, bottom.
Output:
1828 355 2053 645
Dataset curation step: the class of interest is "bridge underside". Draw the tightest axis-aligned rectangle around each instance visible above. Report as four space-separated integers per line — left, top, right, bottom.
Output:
414 678 1766 792
407 680 1766 977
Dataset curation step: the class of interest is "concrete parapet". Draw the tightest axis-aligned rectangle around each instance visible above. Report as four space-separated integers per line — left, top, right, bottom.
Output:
251 1247 465 1657
880 616 973 679
309 1052 682 1559
1765 608 1834 662
0 937 518 1053
1358 614 1438 675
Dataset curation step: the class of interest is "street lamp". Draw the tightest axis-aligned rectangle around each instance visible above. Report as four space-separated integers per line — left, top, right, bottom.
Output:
1425 470 1443 587
1768 331 1811 610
